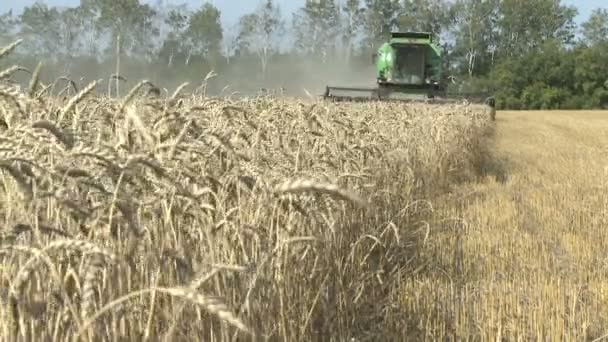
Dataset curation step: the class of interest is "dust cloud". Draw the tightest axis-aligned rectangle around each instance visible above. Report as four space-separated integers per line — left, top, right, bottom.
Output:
1 52 380 100
209 53 379 99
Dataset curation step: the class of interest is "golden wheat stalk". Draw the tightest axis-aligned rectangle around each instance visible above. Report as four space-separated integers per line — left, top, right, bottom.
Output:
124 104 155 146
11 239 117 295
110 73 127 83
61 79 98 116
119 79 155 111
170 82 190 101
52 76 79 96
80 253 106 322
0 84 27 121
31 120 74 148
27 62 42 98
274 178 367 207
0 161 33 200
121 154 166 178
0 65 29 80
69 145 120 170
166 119 193 160
76 286 250 338
0 39 23 59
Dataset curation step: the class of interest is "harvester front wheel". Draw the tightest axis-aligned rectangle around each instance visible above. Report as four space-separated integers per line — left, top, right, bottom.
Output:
375 85 393 101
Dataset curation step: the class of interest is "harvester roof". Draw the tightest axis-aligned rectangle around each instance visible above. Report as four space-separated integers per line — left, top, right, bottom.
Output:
389 31 434 45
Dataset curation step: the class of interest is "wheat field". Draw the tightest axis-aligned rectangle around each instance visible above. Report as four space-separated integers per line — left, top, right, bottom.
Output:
2 37 606 342
0 40 497 341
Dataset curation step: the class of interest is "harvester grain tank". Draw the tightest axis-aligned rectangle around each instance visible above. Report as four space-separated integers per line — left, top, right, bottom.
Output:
324 31 495 112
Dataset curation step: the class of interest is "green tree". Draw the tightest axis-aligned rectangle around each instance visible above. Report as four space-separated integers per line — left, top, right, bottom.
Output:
182 3 223 65
19 3 63 59
340 0 365 62
221 23 240 64
81 0 158 58
581 8 608 46
490 39 578 109
494 0 577 58
157 3 190 67
361 0 401 50
0 10 16 46
57 8 88 59
292 0 341 61
398 0 455 39
237 0 286 75
573 42 608 107
450 0 499 77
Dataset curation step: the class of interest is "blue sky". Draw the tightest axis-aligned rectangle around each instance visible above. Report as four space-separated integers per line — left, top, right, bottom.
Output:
0 0 605 27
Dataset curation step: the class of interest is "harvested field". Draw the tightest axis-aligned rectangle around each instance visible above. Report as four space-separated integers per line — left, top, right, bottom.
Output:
0 44 495 340
403 110 608 341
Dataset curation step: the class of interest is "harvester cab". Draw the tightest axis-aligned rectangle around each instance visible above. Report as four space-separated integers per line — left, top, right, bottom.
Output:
375 32 442 92
323 31 495 110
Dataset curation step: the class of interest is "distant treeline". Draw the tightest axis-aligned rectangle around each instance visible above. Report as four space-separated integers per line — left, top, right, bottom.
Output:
0 0 607 109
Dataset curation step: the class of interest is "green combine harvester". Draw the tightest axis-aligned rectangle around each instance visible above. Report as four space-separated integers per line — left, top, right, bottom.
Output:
324 31 495 108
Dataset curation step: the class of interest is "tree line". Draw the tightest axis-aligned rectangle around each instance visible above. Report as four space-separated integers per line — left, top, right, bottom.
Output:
0 0 607 109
